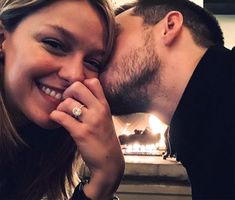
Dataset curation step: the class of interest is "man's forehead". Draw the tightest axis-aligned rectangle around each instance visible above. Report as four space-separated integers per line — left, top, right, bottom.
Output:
115 8 134 22
115 7 143 29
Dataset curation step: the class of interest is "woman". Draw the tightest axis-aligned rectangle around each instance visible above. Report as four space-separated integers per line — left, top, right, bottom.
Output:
0 0 124 200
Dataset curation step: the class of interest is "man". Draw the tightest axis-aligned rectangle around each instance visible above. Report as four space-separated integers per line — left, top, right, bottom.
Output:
100 0 235 199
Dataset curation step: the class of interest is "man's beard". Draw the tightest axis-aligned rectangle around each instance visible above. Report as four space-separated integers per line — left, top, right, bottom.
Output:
101 41 161 116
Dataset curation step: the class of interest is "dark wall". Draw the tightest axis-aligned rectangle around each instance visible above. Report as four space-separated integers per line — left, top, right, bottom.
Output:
204 1 235 14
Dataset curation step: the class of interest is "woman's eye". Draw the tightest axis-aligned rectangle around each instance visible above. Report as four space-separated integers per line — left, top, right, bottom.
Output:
42 38 67 55
84 59 102 72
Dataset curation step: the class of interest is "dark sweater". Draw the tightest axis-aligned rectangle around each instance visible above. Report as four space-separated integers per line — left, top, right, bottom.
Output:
170 45 235 199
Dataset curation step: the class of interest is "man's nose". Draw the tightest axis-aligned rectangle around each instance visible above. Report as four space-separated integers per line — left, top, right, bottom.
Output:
57 56 85 85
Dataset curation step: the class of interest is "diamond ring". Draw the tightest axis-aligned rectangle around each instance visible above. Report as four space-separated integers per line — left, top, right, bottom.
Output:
72 105 85 119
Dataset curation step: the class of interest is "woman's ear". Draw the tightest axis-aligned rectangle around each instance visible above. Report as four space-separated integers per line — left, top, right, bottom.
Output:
0 22 6 59
161 11 183 46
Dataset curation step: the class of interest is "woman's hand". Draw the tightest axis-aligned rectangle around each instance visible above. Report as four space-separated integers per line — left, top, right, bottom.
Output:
50 78 125 200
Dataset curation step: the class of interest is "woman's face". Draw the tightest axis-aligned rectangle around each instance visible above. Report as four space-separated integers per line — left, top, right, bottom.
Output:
2 0 106 128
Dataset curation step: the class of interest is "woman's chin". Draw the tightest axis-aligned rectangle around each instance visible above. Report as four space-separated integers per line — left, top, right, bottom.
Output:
40 120 61 130
32 117 61 130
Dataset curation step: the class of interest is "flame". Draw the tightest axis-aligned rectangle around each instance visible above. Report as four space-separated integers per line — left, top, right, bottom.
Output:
119 114 168 155
148 115 166 134
148 114 168 148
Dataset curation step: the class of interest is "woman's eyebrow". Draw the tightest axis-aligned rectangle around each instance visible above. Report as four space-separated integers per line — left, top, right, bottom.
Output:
45 24 105 54
45 24 78 45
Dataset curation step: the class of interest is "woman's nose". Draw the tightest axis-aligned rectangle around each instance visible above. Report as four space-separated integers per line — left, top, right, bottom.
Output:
57 57 85 84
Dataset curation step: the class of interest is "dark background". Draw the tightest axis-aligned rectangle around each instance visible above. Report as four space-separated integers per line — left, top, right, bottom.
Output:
204 0 235 14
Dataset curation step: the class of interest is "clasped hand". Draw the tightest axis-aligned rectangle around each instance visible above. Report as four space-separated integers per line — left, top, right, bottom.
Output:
50 78 125 200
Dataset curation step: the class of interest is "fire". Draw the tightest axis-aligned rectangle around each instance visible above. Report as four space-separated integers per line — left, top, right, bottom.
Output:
118 114 168 155
148 114 168 149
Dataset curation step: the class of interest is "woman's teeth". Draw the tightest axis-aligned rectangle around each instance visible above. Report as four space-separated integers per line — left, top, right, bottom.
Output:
41 85 62 100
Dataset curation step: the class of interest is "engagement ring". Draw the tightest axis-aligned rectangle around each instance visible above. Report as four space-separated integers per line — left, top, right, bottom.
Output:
72 105 85 119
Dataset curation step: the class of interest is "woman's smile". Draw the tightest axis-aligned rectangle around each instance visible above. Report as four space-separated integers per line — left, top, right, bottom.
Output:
35 80 65 111
37 81 63 101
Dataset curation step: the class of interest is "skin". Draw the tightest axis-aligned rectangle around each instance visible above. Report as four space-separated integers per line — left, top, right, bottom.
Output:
100 8 207 124
1 1 124 199
3 0 104 129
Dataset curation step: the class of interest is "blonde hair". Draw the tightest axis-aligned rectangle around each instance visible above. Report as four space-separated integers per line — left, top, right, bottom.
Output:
0 0 115 199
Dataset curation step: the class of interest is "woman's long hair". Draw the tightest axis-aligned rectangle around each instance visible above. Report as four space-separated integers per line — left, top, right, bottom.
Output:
0 0 115 199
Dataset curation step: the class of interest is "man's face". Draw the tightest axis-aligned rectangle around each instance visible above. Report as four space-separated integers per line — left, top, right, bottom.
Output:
100 9 161 115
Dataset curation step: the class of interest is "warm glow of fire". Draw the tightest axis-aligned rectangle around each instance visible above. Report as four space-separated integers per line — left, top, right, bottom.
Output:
148 114 168 149
120 114 168 155
120 123 132 136
125 143 161 155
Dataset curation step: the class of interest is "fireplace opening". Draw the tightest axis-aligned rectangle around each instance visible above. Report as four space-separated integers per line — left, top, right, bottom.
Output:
113 114 168 156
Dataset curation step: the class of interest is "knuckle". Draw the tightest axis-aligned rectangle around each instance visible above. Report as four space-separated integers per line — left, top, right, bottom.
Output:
86 77 99 85
91 78 99 85
71 81 82 89
64 82 83 98
100 104 110 115
63 97 73 106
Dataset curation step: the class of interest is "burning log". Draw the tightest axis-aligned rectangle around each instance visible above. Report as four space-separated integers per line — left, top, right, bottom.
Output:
119 127 161 145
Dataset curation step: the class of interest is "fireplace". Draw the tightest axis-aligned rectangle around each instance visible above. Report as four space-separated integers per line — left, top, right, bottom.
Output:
112 113 191 200
79 113 191 199
113 113 168 156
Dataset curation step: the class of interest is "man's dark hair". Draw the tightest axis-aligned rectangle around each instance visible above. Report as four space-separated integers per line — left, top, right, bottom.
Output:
115 2 136 15
116 0 224 47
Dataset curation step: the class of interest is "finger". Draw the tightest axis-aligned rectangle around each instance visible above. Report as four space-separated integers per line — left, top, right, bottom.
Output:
50 110 86 140
83 78 108 104
63 81 98 108
57 97 87 121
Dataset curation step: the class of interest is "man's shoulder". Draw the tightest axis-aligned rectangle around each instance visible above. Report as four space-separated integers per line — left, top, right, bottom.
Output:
230 46 235 67
231 46 235 54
